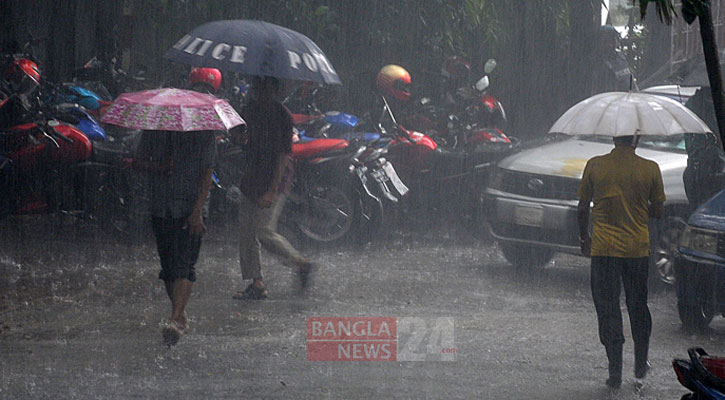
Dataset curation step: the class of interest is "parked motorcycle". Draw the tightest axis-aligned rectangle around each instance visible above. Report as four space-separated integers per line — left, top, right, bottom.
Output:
0 95 92 218
673 348 725 399
0 79 143 236
211 129 407 246
369 95 515 227
412 59 515 152
72 56 150 100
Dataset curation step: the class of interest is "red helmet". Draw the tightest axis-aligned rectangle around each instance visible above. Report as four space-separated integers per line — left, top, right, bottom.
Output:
189 67 222 92
5 58 40 95
376 65 411 101
441 56 471 82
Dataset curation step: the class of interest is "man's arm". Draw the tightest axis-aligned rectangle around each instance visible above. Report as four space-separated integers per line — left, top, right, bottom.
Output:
184 168 214 235
577 200 591 256
650 164 666 219
258 153 288 208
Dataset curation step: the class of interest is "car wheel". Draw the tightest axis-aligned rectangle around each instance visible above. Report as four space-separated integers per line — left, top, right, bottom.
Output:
499 242 554 268
651 216 686 287
675 263 715 333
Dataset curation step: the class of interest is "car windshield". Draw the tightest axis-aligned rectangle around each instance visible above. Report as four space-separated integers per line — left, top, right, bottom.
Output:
575 134 686 153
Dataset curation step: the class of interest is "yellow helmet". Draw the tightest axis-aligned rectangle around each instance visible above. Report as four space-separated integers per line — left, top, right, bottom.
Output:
376 64 411 101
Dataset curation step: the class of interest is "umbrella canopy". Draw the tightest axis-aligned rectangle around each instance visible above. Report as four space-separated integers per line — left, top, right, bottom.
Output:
165 19 341 85
101 88 245 132
548 91 711 137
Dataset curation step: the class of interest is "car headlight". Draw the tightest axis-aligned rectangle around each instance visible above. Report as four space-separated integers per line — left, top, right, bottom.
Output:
488 167 503 190
680 225 719 254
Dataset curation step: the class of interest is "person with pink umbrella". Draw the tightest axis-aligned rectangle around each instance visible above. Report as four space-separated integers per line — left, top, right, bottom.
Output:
102 88 245 346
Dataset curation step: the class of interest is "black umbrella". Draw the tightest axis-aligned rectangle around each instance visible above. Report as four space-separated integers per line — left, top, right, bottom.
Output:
165 19 341 85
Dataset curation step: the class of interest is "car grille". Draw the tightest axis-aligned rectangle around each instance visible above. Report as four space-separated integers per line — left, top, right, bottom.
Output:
489 167 581 200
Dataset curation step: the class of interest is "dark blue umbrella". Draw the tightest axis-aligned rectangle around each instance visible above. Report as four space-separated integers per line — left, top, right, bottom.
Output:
165 20 341 85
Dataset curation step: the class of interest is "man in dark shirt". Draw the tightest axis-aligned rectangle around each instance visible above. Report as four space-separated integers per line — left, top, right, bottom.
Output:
234 76 314 300
134 130 216 346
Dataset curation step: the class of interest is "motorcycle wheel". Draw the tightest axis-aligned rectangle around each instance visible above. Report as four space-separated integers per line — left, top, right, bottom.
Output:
82 165 142 243
296 180 359 246
356 194 384 245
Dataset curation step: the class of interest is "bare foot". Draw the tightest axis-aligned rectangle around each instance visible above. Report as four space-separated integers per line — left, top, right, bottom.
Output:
174 312 188 332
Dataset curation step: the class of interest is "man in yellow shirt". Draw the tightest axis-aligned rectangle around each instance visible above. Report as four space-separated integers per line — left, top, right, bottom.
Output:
577 135 665 389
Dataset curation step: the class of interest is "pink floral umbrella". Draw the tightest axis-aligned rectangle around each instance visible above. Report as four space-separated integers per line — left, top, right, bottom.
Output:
101 88 245 132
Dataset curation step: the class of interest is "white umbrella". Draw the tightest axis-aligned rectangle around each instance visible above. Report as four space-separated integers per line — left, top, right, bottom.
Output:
549 91 711 136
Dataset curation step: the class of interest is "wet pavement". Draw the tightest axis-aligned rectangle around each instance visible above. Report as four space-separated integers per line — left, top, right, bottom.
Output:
2 216 725 399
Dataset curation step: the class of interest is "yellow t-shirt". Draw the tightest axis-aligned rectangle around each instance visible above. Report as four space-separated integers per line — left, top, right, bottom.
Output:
578 146 666 257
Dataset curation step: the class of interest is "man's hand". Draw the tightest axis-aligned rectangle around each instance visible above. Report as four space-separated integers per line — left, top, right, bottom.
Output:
258 191 276 208
183 210 206 236
580 235 591 257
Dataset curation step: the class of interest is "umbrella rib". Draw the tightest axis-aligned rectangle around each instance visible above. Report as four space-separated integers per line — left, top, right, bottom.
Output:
649 99 676 136
591 93 619 136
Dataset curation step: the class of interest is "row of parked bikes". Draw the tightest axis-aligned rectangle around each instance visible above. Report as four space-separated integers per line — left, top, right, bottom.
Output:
0 46 520 246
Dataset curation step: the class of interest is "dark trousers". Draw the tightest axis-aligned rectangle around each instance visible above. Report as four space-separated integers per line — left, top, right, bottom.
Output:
151 216 202 283
590 256 652 376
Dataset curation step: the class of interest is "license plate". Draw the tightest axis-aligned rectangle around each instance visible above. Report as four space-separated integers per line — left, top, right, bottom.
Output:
381 162 409 196
356 167 368 185
514 205 543 227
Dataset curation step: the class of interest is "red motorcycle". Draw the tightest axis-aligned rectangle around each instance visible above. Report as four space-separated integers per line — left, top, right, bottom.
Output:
371 95 515 226
0 95 92 216
408 58 515 152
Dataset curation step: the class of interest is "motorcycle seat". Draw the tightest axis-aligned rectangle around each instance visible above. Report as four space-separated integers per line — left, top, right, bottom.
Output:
292 138 348 159
291 113 323 125
340 132 380 142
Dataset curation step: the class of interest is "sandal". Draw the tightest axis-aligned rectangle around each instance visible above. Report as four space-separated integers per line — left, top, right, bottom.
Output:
232 283 268 300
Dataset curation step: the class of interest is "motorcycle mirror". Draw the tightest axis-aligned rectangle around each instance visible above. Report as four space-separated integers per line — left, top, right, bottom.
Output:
475 76 490 92
484 59 497 74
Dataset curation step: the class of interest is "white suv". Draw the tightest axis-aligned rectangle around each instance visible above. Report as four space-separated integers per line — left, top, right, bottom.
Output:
482 134 690 285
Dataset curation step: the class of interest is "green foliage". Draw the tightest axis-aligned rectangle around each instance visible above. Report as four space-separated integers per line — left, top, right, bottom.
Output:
682 0 710 24
634 0 677 24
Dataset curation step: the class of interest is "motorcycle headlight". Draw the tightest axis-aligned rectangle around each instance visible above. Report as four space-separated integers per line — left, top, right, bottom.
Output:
680 225 719 254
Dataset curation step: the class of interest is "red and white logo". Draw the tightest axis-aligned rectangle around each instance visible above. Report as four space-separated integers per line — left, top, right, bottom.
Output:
306 317 456 362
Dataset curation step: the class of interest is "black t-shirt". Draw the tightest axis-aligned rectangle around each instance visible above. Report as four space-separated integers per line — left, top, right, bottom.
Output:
239 99 293 200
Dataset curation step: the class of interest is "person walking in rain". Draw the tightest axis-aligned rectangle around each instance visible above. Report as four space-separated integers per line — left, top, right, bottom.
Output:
577 135 665 389
134 129 216 346
233 76 314 300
